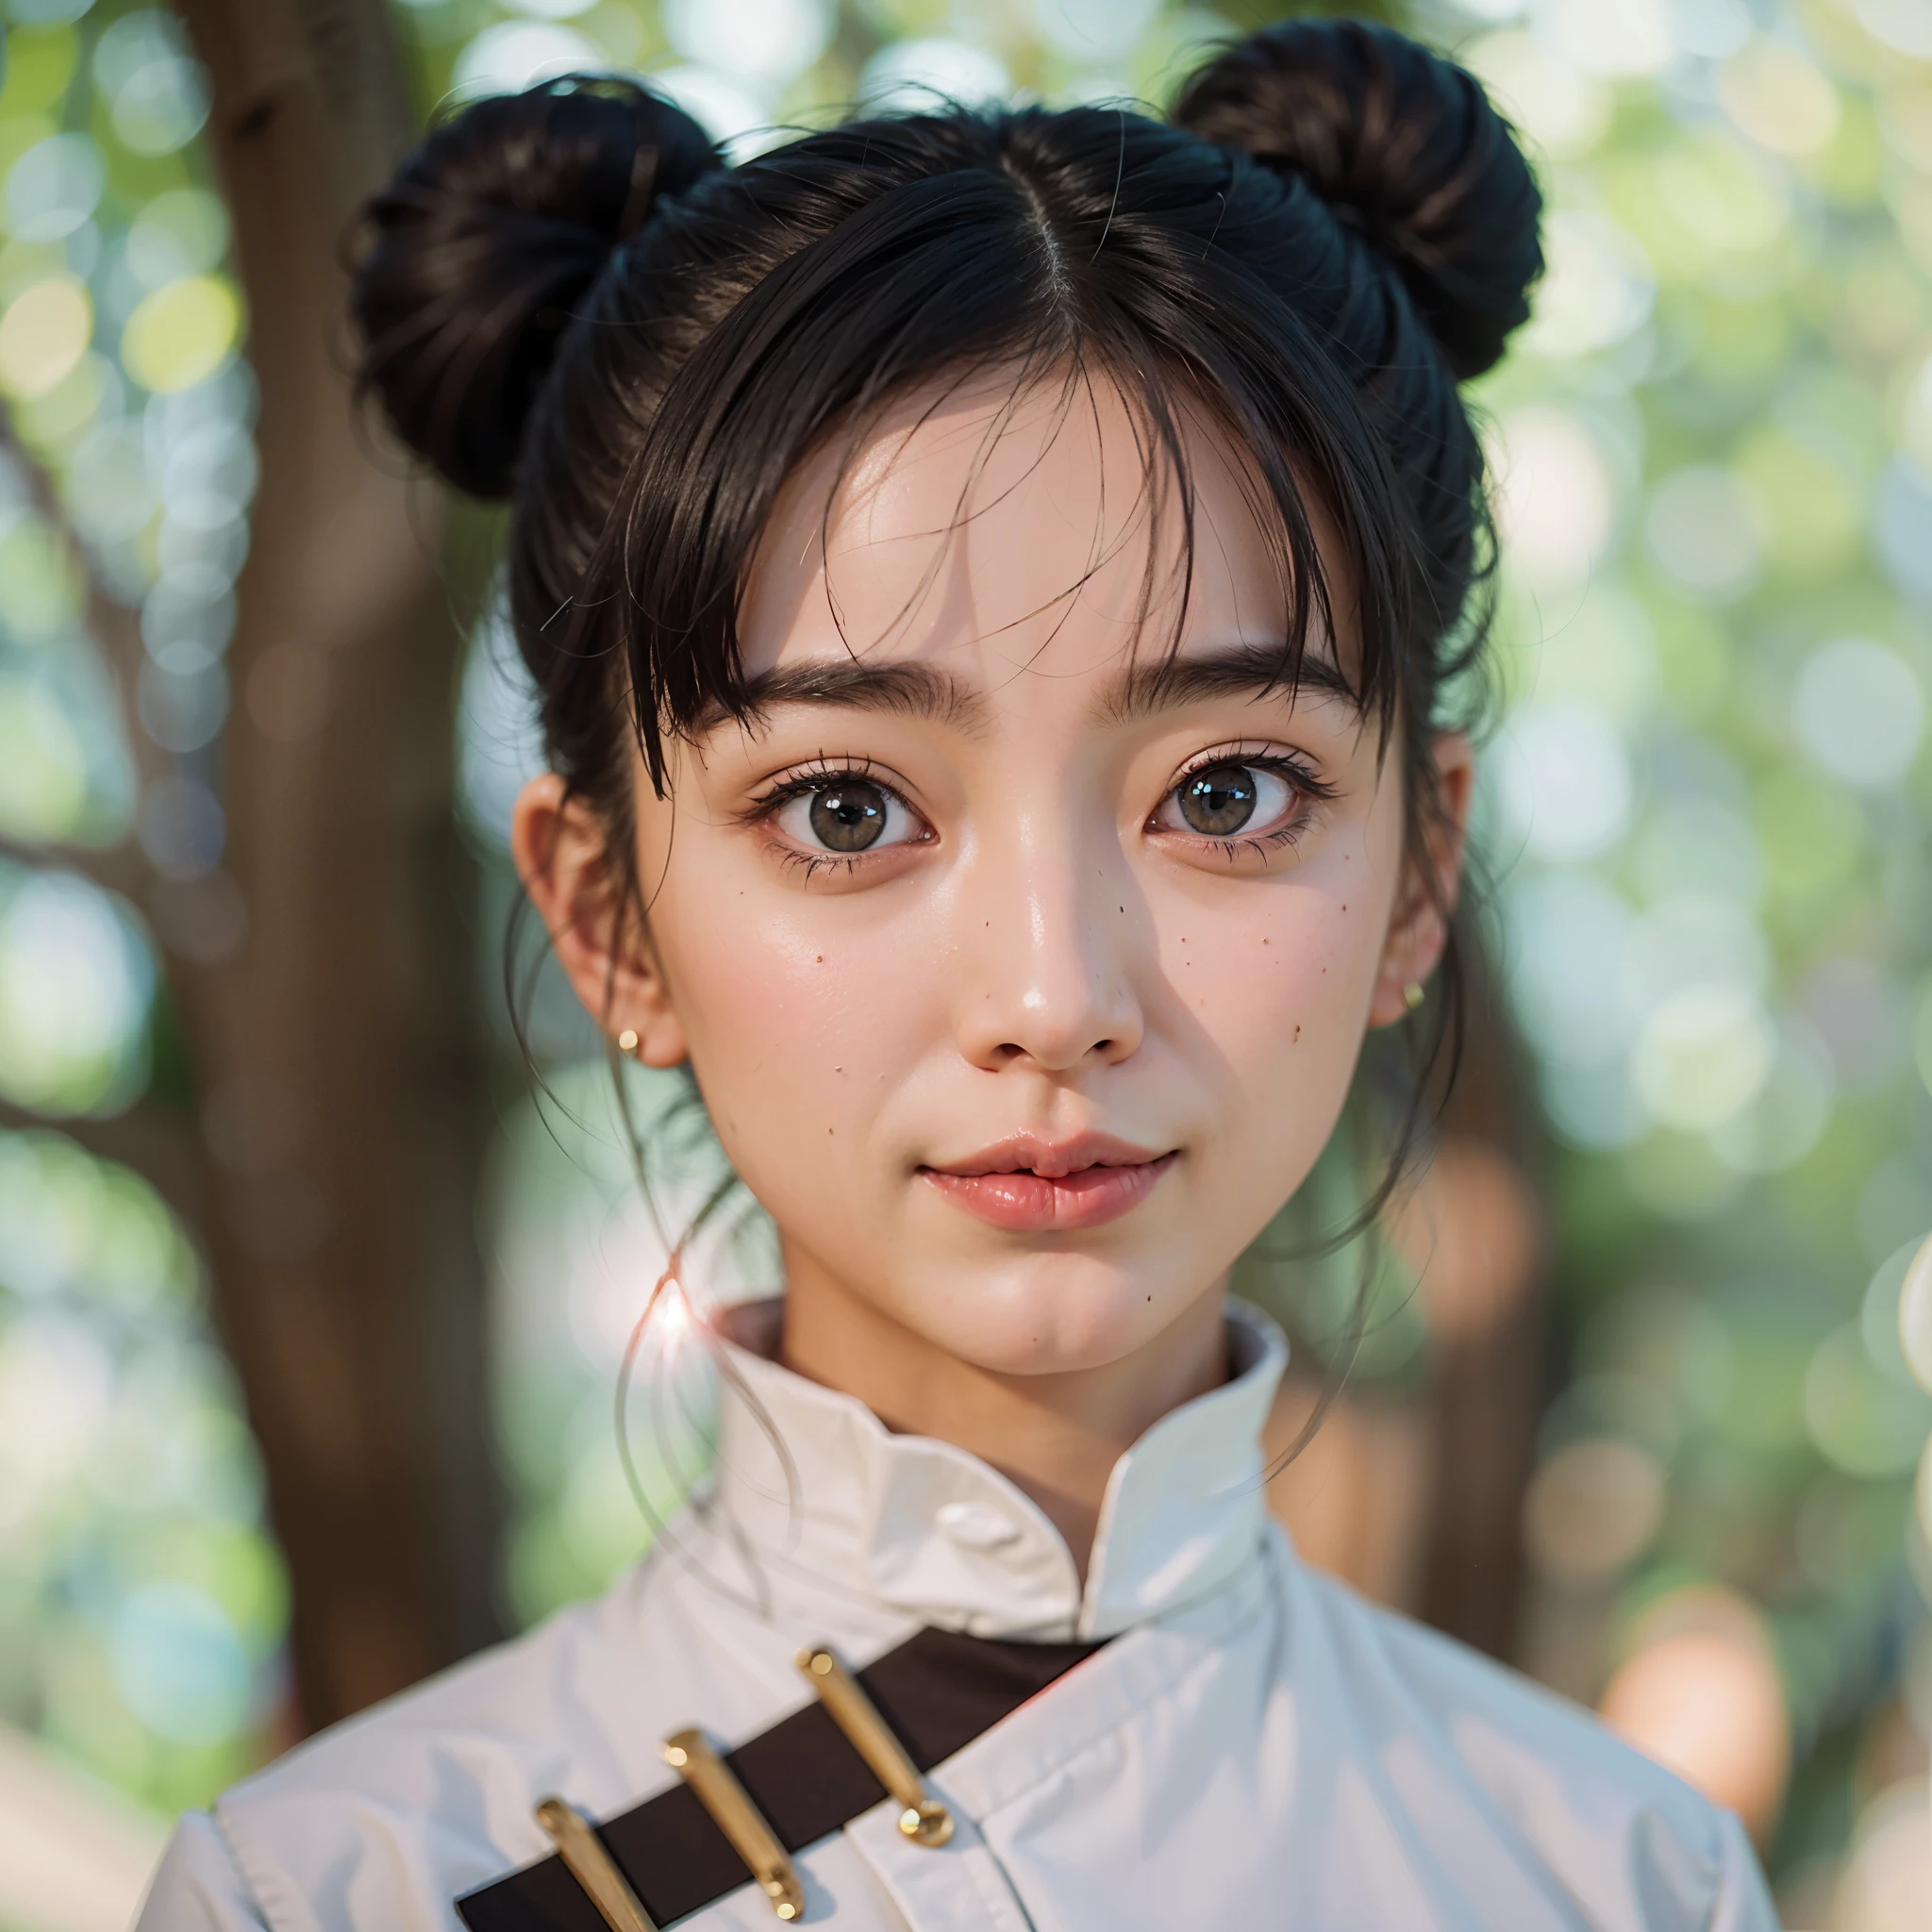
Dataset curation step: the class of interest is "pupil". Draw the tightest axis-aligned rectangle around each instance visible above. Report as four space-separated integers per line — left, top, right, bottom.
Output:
1178 765 1257 837
809 783 887 853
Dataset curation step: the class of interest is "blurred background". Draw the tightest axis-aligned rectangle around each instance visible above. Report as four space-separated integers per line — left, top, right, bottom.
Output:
0 0 1929 1927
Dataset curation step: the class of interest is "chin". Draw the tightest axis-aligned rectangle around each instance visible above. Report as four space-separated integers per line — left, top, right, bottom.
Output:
894 1247 1201 1378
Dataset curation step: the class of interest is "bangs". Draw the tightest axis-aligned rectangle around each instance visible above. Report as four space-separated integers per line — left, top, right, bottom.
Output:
545 109 1423 792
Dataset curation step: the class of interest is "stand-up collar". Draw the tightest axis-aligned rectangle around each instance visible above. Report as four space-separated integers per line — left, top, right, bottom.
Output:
709 1300 1288 1642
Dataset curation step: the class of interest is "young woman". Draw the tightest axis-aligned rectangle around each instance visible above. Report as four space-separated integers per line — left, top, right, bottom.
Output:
140 21 1778 1931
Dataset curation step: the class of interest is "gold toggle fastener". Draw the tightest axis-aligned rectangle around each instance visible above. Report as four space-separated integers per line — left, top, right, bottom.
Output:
796 1647 954 1847
534 1796 658 1932
661 1729 806 1920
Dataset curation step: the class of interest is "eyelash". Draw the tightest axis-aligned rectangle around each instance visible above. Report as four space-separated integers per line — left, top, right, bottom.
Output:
744 758 925 878
745 749 1337 870
1158 747 1337 860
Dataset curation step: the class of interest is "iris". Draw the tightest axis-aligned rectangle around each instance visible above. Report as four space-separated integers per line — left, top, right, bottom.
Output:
1176 764 1258 836
809 781 889 851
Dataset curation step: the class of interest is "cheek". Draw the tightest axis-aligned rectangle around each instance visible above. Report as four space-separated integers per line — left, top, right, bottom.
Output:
1183 894 1380 1090
639 836 933 1173
1161 830 1399 1144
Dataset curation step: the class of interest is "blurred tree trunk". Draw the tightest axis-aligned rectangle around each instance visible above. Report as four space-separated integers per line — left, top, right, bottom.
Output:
167 0 503 1728
1263 916 1548 1661
1411 935 1548 1662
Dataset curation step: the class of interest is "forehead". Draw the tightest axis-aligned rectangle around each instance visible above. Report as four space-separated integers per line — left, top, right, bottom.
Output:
736 366 1292 687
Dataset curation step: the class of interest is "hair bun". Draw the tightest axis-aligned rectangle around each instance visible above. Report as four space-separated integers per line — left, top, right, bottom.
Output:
1174 22 1541 380
352 79 719 500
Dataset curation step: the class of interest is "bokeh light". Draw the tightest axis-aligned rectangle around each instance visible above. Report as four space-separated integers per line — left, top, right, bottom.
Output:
120 273 239 392
6 132 104 240
0 864 151 1116
1828 1774 1930 1932
1524 1435 1666 1586
859 38 1012 113
108 1582 251 1748
0 1125 287 1828
1900 1234 1932 1391
454 20 602 96
487 1060 766 1624
0 275 92 398
1488 404 1613 589
92 11 209 156
0 8 286 1883
660 0 831 87
1599 1601 1790 1842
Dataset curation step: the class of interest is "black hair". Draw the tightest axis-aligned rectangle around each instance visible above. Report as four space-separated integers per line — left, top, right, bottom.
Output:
351 18 1541 1249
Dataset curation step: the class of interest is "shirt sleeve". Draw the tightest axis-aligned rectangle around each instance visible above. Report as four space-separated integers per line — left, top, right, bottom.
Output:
1707 1808 1782 1932
133 1810 273 1932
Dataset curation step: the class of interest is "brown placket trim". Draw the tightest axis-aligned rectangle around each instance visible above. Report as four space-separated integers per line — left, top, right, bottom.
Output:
456 1624 1106 1931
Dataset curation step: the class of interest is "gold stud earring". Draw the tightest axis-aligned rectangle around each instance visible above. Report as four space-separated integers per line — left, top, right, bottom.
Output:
1403 981 1425 1011
617 1028 641 1057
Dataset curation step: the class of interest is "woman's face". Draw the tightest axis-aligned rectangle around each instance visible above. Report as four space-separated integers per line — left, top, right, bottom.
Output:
525 373 1468 1379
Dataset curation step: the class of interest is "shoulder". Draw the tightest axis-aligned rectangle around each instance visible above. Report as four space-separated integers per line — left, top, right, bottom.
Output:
1273 1546 1778 1931
1292 1557 1698 1809
136 1809 270 1932
147 1558 745 1932
213 1596 631 1930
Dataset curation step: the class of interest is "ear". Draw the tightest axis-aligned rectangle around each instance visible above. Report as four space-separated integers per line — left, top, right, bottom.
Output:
510 774 690 1068
1367 732 1475 1029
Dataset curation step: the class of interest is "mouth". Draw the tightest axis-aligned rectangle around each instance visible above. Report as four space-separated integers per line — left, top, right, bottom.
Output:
918 1134 1178 1233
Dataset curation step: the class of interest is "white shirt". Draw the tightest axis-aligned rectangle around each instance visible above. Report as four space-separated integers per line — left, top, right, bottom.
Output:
138 1302 1778 1932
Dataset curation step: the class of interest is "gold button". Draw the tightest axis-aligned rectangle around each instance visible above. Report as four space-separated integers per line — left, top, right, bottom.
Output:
796 1645 955 1850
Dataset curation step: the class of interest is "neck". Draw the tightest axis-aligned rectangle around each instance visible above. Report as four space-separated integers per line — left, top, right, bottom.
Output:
771 1254 1231 1577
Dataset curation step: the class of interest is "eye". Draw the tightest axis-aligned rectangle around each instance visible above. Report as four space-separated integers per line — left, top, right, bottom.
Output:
772 777 924 856
1157 761 1296 840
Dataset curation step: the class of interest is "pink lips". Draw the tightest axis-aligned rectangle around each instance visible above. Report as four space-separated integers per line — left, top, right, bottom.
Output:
920 1133 1177 1232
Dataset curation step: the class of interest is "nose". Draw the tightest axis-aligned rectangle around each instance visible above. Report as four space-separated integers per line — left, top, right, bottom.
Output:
954 808 1144 1074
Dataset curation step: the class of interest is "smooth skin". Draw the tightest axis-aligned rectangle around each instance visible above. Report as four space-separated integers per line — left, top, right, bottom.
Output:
515 370 1473 1569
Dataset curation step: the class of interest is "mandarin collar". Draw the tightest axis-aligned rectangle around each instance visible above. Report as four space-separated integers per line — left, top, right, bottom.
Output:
708 1299 1288 1642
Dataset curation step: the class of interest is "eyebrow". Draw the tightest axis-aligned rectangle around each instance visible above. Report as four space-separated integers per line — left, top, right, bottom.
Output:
710 660 988 731
706 641 1358 736
1097 642 1362 724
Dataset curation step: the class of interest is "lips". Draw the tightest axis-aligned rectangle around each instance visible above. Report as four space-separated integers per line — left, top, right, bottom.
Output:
919 1134 1177 1232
